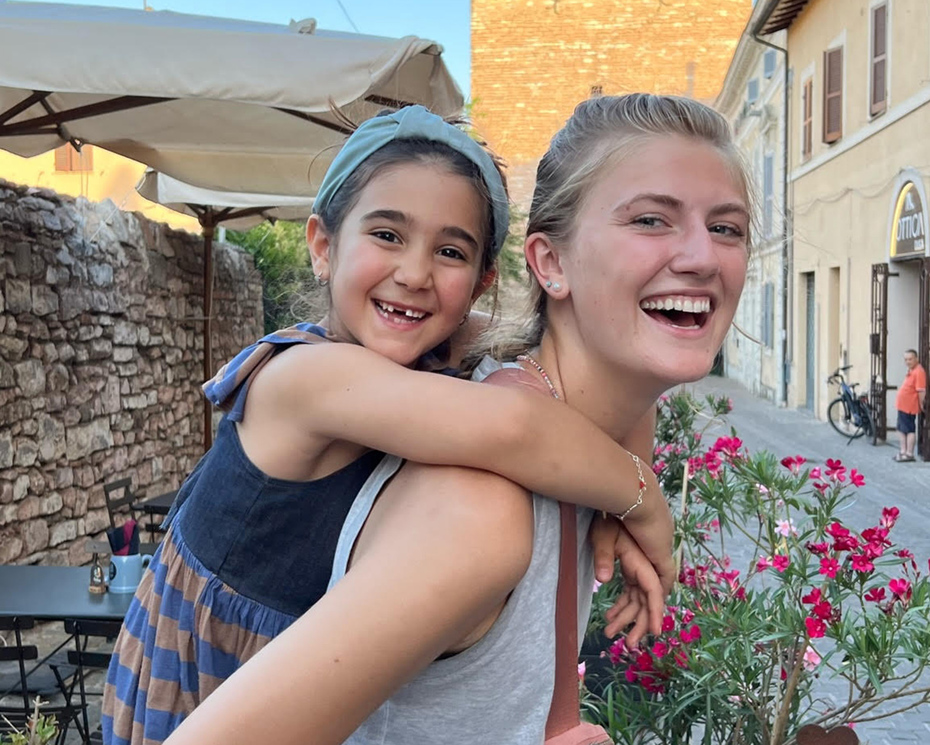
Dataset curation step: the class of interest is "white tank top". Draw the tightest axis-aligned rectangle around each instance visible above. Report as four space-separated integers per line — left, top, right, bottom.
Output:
328 358 596 745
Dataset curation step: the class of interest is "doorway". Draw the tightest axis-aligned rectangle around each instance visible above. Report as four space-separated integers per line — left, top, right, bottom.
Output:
804 272 816 411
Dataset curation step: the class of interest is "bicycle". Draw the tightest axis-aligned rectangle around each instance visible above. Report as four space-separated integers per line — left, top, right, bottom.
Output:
826 366 874 440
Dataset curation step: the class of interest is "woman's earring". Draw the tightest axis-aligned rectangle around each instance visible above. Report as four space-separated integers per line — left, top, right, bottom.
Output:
315 274 329 287
545 280 552 288
552 282 562 292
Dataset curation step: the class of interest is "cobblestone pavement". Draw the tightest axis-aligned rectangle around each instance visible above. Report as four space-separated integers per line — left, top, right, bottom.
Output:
690 375 930 744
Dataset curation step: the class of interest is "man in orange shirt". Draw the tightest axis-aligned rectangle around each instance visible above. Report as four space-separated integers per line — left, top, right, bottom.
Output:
894 349 927 462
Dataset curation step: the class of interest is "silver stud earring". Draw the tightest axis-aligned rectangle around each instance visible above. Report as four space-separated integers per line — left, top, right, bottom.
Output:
315 274 329 287
545 280 553 288
552 282 562 292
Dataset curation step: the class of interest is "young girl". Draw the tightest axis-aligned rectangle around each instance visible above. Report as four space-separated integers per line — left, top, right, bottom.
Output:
162 93 752 745
102 105 673 745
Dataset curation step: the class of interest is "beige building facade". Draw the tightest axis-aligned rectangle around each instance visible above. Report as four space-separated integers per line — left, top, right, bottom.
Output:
756 0 930 459
716 9 788 404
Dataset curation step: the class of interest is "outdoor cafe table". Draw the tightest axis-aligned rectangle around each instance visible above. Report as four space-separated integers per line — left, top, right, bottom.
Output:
0 565 133 622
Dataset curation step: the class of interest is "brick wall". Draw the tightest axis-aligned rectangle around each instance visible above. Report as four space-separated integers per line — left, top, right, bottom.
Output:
0 180 263 565
472 0 751 205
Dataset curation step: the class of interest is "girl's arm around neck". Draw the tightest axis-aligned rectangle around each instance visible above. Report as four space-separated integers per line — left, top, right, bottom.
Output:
163 464 533 745
250 341 661 517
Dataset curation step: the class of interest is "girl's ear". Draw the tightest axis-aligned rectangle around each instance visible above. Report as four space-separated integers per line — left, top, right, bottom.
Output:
524 232 567 296
306 215 332 282
472 268 498 301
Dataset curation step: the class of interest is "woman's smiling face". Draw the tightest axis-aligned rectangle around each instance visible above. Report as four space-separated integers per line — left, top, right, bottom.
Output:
561 134 749 388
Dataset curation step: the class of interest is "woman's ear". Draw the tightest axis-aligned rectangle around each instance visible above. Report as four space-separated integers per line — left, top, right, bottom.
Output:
524 232 567 296
306 215 332 282
472 268 498 301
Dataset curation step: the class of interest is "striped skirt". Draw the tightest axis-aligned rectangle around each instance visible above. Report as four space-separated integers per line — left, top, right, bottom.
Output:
101 524 298 745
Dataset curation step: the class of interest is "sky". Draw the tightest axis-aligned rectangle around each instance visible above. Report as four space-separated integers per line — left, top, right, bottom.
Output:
29 0 472 94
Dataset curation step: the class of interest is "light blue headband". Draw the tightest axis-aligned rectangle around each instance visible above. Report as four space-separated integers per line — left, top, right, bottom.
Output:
313 105 509 259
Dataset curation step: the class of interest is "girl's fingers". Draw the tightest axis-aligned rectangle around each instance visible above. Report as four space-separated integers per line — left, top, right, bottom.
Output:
589 514 621 583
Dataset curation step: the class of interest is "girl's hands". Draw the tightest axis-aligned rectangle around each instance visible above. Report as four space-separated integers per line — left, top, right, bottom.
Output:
589 514 669 648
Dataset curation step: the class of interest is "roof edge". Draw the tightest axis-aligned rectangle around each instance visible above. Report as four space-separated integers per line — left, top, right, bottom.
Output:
753 0 811 36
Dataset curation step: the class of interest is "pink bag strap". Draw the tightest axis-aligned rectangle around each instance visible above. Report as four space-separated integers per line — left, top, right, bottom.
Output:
546 501 582 738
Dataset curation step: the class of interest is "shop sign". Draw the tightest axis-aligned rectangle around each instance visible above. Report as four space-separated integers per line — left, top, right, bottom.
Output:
890 181 926 260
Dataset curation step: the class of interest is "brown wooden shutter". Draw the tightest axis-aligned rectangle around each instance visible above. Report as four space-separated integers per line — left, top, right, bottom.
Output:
54 145 71 171
76 144 93 171
823 47 843 143
871 3 887 116
802 79 813 160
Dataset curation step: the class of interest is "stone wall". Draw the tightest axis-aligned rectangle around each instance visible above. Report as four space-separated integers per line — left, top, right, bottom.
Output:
0 179 263 565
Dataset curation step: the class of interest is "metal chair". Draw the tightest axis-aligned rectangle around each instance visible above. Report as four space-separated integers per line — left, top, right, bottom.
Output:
59 619 123 745
102 478 160 552
0 616 79 745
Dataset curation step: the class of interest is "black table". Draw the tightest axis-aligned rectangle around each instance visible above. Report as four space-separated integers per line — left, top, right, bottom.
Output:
0 565 134 622
135 489 178 517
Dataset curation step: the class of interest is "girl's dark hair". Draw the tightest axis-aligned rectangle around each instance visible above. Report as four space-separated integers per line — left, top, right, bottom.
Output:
316 117 508 276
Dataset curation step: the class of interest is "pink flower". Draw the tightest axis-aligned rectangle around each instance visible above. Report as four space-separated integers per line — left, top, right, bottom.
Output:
802 645 822 671
652 641 669 657
712 436 743 459
809 466 822 479
661 615 675 633
889 578 912 599
780 455 806 474
776 519 798 537
805 616 827 639
849 469 865 487
820 557 840 578
801 588 822 605
864 586 886 603
687 456 704 475
608 638 627 664
772 554 790 573
812 481 829 495
652 460 667 474
757 483 770 495
592 579 602 593
806 542 830 555
813 600 834 620
680 624 702 644
851 554 875 573
756 556 773 572
578 661 586 681
881 507 900 529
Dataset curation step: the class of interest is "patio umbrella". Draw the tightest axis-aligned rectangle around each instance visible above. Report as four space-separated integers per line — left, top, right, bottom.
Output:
137 169 314 450
0 1 463 450
0 2 463 195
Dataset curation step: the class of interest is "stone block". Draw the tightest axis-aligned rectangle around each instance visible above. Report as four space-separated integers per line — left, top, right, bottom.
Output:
65 418 113 461
55 467 74 489
17 495 39 521
20 518 49 554
89 263 114 287
13 438 38 467
49 519 77 547
0 430 11 468
113 321 138 345
4 278 31 313
39 493 63 516
31 285 59 316
0 534 23 563
13 475 29 501
0 334 29 359
0 359 14 388
37 415 65 462
14 359 45 396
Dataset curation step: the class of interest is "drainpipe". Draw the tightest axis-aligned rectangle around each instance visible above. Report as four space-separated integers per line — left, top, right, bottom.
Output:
751 30 791 407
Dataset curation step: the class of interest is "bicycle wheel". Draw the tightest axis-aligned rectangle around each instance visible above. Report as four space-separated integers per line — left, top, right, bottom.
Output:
828 397 867 439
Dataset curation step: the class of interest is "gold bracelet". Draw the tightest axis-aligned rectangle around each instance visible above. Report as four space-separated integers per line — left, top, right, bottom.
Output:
615 453 646 522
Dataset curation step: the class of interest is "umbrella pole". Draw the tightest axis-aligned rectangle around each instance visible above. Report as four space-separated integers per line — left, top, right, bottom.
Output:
202 213 216 453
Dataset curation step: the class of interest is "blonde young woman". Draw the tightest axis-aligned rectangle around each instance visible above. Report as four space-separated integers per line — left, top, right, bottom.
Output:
166 93 752 745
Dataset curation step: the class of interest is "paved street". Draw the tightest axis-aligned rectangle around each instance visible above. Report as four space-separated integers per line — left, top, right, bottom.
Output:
690 375 930 744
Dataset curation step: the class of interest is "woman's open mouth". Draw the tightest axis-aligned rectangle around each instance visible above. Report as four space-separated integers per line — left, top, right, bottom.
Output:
639 295 712 329
373 299 432 326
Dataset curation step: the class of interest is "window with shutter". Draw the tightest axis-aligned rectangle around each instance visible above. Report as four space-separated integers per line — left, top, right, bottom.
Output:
802 79 813 160
870 4 887 116
54 143 94 172
763 283 775 349
747 78 760 105
823 47 843 143
763 154 775 238
763 49 777 79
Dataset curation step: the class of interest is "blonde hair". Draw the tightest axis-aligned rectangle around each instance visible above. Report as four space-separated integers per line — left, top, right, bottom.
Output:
477 93 754 362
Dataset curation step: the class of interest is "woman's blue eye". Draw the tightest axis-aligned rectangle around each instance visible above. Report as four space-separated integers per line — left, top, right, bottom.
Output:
632 216 665 228
710 224 745 238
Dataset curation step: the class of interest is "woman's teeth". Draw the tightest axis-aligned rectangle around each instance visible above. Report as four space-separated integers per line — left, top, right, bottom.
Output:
639 297 711 313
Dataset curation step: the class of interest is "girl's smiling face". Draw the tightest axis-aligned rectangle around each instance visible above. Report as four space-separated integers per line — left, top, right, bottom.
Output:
309 162 491 367
560 134 749 388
